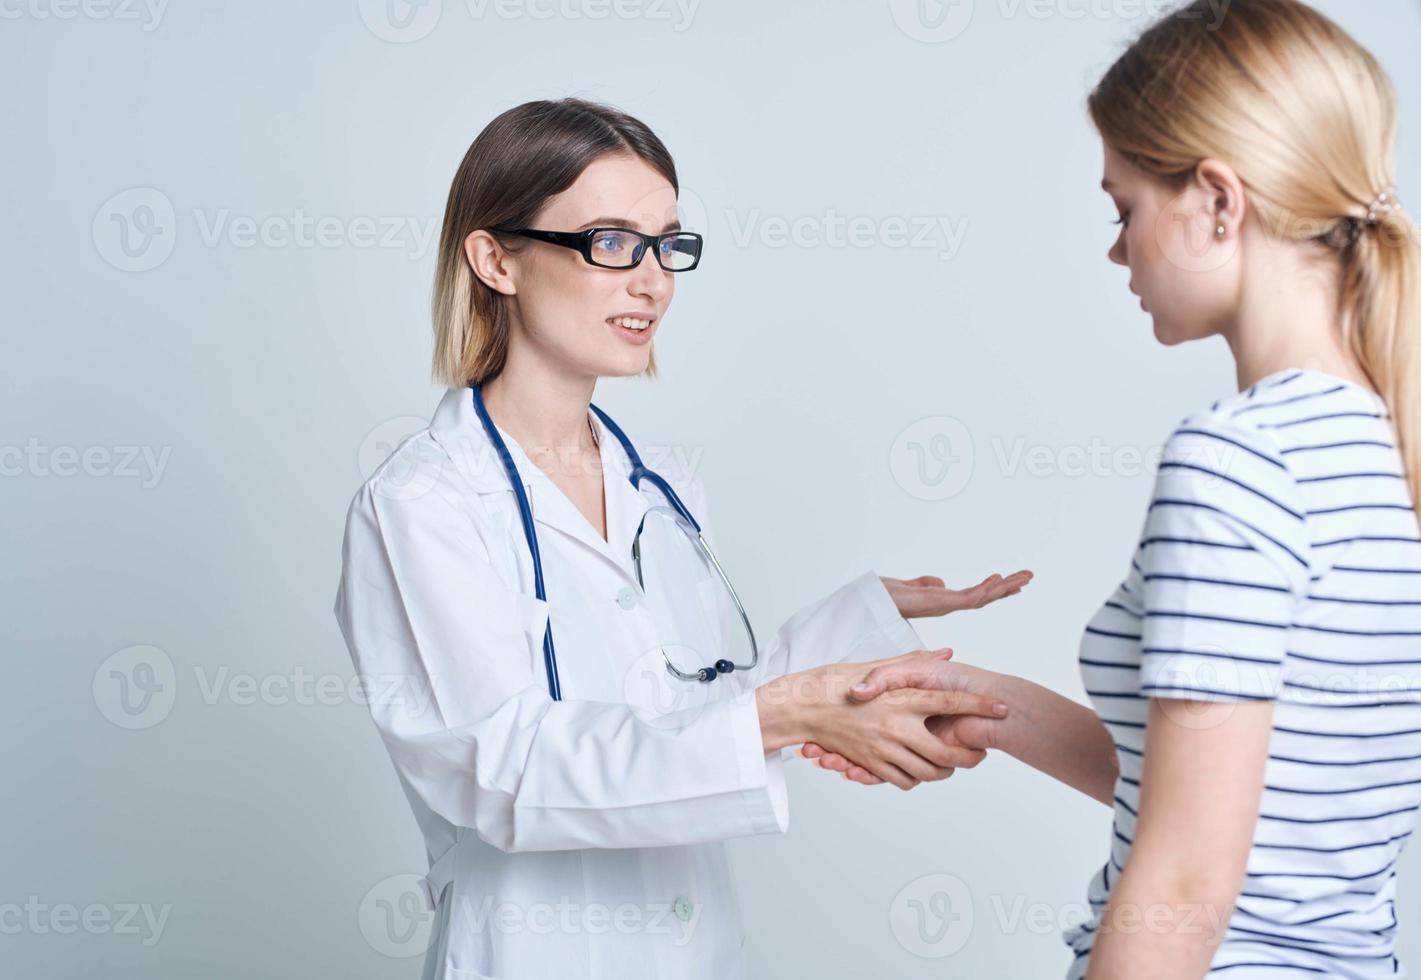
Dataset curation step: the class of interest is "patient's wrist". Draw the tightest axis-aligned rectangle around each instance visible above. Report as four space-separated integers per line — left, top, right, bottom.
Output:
980 670 1029 758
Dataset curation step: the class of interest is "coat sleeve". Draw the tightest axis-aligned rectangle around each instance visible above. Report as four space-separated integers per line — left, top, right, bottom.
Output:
334 479 788 853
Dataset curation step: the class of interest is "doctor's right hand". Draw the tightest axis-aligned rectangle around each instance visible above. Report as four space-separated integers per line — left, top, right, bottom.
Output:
754 649 1008 790
801 658 1007 786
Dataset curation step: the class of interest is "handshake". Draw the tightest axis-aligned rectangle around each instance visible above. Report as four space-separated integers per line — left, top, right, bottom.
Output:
751 568 1032 790
755 649 1011 791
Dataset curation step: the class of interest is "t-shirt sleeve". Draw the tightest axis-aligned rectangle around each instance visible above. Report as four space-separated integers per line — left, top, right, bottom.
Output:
1136 419 1313 702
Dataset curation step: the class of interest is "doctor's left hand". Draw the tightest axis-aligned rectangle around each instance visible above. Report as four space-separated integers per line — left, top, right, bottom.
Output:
880 571 1033 620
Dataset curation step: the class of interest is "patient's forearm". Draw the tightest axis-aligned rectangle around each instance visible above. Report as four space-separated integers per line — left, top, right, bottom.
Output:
991 673 1117 806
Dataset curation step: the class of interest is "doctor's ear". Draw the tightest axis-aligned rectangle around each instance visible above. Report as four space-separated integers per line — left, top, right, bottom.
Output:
464 230 518 296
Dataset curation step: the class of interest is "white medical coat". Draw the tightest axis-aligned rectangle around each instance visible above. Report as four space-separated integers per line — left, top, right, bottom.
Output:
334 386 924 979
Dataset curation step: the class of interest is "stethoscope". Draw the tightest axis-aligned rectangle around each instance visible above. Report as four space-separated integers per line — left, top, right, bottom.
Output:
469 383 759 701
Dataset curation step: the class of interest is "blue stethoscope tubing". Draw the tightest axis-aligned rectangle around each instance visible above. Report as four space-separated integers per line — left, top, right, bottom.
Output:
469 382 705 701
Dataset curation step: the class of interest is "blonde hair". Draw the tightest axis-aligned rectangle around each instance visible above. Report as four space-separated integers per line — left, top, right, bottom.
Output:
1089 0 1421 515
431 99 678 388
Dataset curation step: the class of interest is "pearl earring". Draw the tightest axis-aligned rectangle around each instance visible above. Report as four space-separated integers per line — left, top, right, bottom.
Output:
1216 224 1226 238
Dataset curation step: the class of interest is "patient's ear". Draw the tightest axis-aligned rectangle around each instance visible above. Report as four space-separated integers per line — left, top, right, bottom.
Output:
1194 158 1246 238
465 230 517 296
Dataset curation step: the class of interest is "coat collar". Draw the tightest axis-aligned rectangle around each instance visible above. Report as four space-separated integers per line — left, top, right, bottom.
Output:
430 386 653 575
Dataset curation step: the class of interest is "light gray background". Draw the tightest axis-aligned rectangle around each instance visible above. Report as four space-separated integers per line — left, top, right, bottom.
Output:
6 1 1420 977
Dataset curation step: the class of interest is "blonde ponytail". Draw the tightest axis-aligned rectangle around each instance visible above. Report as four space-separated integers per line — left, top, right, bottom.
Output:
1346 203 1421 516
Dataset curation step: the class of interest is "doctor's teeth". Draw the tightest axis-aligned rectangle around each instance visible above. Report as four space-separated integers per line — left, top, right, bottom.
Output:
610 317 650 331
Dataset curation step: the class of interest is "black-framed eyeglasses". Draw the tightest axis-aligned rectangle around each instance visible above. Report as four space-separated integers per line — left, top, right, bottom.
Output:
493 226 703 272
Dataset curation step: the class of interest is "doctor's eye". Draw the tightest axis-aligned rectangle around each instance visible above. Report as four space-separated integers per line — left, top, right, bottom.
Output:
657 233 702 271
591 230 637 258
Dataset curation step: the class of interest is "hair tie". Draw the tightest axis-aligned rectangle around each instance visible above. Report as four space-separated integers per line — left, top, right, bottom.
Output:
1365 186 1402 225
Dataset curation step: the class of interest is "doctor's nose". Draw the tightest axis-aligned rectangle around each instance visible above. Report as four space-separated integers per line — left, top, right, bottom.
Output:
627 249 673 303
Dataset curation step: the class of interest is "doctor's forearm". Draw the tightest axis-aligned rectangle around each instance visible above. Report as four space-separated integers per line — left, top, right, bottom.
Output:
989 673 1118 806
755 677 822 752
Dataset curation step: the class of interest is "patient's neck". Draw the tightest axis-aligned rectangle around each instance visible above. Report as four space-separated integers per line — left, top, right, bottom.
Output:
1224 235 1372 393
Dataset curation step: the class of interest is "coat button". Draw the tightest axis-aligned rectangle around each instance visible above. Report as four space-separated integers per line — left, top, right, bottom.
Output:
616 587 638 610
673 895 693 922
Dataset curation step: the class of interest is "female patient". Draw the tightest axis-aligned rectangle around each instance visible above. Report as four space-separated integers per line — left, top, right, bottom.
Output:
806 1 1421 976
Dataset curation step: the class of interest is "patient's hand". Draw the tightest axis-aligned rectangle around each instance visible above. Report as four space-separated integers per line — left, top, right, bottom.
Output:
800 659 1006 786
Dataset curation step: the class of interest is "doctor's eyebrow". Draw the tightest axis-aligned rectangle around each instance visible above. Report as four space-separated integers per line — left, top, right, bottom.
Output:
573 216 683 233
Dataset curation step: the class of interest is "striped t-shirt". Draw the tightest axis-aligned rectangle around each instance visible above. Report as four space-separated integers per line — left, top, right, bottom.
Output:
1066 369 1421 978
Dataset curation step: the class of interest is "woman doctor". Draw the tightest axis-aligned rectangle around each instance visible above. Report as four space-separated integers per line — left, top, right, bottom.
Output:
334 98 1031 980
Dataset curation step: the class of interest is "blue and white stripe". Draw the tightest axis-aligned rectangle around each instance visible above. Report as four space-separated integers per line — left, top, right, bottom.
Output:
1066 370 1421 979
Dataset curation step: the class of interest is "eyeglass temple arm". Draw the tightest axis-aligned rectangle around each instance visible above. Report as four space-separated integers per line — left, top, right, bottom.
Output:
495 228 584 250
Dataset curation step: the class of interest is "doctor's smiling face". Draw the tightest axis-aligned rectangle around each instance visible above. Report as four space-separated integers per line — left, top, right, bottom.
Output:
468 152 681 381
1101 142 1245 347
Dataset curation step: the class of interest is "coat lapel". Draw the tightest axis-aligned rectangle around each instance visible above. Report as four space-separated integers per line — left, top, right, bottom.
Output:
429 386 653 582
594 411 655 576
